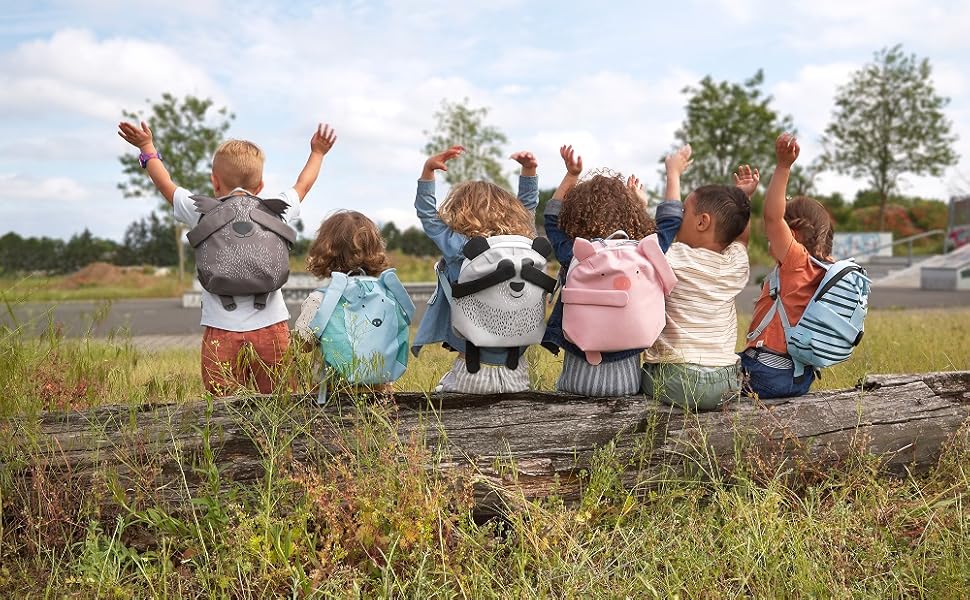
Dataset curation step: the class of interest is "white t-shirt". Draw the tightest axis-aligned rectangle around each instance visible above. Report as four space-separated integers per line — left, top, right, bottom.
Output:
173 186 301 332
644 241 750 366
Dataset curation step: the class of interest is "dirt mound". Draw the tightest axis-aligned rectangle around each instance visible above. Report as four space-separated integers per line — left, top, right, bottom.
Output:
62 262 155 289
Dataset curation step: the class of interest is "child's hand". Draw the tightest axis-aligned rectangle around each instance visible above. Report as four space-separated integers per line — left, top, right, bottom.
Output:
421 145 464 179
664 144 693 176
117 121 154 151
775 133 800 168
310 123 337 156
733 164 760 198
627 174 649 203
560 144 583 177
509 151 538 170
510 151 538 177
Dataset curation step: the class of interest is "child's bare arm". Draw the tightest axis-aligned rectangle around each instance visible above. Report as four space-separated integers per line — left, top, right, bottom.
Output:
733 164 760 198
663 144 692 201
553 144 583 199
117 121 177 204
765 133 799 262
293 123 337 201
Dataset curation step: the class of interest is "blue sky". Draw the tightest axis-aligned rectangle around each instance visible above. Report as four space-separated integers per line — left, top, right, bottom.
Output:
2 0 968 240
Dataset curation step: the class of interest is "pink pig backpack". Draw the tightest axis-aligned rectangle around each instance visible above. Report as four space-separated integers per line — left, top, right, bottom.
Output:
561 231 677 365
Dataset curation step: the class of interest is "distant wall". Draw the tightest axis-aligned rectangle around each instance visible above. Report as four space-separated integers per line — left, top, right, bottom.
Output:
833 232 893 260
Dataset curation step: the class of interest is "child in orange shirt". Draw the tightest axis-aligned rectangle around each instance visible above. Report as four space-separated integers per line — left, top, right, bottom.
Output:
742 133 834 399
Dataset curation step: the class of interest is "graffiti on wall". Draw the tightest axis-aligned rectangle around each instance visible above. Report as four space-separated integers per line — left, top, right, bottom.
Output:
833 232 893 260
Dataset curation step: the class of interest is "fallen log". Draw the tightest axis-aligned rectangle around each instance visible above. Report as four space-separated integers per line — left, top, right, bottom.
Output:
2 371 968 516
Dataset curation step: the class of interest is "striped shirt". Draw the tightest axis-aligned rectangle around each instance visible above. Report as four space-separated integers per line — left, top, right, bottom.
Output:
644 241 750 367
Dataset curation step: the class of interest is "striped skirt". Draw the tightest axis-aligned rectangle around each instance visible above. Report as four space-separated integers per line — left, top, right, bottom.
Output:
556 352 642 396
436 357 530 394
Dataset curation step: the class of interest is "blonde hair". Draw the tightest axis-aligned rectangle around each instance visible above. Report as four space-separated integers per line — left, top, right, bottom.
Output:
212 139 265 192
306 211 389 279
439 181 535 238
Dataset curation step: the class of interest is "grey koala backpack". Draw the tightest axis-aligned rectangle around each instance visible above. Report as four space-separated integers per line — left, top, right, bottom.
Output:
437 235 557 373
186 193 297 311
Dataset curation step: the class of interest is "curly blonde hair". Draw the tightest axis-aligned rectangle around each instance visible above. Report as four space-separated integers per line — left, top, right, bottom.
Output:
439 181 536 238
560 172 656 241
305 211 389 278
785 196 834 260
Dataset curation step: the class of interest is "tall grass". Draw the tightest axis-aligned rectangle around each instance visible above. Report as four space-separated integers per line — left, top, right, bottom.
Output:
1 304 968 597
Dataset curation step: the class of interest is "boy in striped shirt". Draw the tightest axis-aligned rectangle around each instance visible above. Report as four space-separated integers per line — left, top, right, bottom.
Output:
642 145 756 411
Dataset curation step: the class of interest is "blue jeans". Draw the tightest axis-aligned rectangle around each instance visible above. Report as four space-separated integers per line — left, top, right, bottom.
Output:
739 350 815 400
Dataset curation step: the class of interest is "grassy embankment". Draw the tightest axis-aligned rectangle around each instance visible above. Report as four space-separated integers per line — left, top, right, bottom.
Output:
1 284 968 596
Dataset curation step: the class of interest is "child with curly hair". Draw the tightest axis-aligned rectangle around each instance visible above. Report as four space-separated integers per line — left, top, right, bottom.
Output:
412 145 542 393
742 133 835 399
642 145 756 411
542 145 684 395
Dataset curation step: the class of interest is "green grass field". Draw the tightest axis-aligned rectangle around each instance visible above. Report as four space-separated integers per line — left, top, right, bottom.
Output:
1 307 968 597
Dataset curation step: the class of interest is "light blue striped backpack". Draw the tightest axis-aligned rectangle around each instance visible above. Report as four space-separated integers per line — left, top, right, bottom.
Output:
308 269 415 404
748 257 870 377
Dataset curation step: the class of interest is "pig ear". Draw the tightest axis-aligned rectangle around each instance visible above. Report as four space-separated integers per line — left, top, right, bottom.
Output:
573 237 596 261
531 236 552 258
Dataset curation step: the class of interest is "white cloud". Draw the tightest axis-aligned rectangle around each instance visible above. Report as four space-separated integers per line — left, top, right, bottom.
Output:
0 28 222 120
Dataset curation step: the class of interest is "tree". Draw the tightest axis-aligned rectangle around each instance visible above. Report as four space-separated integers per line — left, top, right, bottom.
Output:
397 226 439 256
820 45 958 230
118 93 234 280
669 70 794 191
423 98 509 189
380 221 401 251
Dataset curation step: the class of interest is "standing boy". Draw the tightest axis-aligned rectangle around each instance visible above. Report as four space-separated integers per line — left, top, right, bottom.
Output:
118 120 337 394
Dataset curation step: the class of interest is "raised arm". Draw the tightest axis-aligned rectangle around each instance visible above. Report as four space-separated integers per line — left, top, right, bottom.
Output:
292 123 337 201
544 144 584 265
510 151 539 211
765 133 799 262
118 121 177 204
663 144 692 201
416 145 467 257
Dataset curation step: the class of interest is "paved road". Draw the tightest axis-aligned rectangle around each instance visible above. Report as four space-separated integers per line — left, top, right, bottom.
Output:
4 286 969 344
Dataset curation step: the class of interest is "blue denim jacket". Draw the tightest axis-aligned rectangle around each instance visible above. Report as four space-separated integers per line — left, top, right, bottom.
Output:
541 198 684 361
411 176 539 365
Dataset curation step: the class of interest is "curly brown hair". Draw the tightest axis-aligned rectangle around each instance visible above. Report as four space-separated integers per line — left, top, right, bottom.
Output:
559 173 656 240
305 210 389 278
439 181 536 238
785 196 834 259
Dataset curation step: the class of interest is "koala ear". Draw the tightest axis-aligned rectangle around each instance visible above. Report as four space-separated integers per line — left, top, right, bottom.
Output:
531 236 552 258
573 237 596 261
463 236 491 260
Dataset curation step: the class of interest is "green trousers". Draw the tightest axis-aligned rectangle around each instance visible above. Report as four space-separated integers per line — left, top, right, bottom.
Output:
642 362 742 412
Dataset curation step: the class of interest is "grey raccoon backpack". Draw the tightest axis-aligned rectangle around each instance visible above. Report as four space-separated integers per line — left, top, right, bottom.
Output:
186 192 297 311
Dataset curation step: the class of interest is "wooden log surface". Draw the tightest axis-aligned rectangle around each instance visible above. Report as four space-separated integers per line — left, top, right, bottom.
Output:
2 371 968 514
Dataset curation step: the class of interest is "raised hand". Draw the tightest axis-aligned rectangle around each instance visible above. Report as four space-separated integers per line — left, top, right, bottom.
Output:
421 145 464 180
560 144 583 177
509 151 538 170
627 174 649 203
775 133 800 168
310 123 337 155
117 121 154 150
733 164 761 198
664 144 693 177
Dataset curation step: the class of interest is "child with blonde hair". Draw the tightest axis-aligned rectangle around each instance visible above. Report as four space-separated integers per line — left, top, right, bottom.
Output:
412 145 543 393
742 133 836 398
117 120 337 395
542 145 682 396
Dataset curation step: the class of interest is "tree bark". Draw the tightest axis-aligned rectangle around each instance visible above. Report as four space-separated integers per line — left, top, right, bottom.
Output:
2 371 968 516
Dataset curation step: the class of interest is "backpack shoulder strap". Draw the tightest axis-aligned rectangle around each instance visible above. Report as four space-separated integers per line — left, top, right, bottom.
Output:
310 273 350 336
379 269 416 324
746 266 792 343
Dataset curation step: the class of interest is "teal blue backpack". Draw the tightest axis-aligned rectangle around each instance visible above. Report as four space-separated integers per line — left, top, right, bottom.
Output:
748 257 870 377
308 269 415 404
